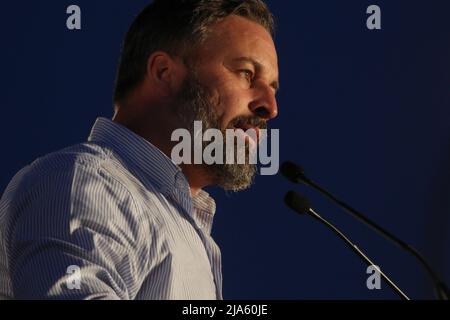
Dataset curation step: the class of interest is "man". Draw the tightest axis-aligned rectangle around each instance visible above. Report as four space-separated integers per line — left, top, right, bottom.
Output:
0 0 279 299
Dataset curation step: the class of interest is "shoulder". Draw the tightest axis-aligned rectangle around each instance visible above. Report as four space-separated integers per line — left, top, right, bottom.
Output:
0 142 151 245
0 142 142 219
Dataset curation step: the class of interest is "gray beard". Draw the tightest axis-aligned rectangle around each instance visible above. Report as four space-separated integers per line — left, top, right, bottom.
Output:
173 72 257 192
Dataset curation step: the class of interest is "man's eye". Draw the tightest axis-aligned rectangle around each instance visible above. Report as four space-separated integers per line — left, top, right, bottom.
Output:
239 70 254 82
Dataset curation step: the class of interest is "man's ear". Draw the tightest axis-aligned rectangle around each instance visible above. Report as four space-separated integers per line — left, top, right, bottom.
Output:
146 52 186 97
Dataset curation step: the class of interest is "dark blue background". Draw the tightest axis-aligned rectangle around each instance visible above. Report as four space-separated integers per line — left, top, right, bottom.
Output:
1 1 449 299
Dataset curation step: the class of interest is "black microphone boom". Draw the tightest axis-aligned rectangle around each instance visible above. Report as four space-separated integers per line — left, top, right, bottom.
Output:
284 191 410 300
280 161 450 300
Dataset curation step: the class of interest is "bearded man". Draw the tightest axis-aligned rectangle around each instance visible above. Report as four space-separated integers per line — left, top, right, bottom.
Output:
0 0 279 300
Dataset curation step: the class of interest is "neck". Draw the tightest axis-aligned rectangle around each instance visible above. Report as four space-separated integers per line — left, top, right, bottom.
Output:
180 164 212 196
113 107 212 197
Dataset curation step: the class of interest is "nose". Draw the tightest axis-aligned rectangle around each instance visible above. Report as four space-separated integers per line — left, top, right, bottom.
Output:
249 81 278 121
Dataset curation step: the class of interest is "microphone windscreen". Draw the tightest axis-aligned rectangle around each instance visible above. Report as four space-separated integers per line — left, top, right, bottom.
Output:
284 191 311 214
280 161 305 183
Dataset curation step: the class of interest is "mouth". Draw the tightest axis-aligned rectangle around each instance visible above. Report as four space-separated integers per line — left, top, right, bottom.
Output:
233 124 261 147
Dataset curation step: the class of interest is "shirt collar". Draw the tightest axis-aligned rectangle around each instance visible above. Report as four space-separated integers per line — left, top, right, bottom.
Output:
88 118 216 233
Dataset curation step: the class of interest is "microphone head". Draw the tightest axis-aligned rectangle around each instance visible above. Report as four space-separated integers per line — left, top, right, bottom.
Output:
280 161 308 184
284 191 311 215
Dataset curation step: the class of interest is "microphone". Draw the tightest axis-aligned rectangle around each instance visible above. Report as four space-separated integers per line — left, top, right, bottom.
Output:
281 161 450 300
284 190 410 300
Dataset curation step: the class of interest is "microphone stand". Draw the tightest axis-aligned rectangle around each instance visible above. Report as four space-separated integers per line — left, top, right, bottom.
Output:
285 191 410 300
281 161 450 300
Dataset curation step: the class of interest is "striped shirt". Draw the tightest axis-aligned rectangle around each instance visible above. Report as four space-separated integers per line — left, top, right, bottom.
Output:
0 117 223 300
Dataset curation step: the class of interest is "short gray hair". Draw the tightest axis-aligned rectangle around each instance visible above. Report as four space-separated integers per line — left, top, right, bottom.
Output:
113 0 275 104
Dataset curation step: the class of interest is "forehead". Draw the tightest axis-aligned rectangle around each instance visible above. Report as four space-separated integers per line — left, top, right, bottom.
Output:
196 15 278 76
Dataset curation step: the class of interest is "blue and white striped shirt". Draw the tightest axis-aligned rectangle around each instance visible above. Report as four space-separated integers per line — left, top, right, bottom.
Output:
0 118 222 300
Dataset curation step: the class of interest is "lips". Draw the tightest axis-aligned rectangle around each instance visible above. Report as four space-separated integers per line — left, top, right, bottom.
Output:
234 124 261 146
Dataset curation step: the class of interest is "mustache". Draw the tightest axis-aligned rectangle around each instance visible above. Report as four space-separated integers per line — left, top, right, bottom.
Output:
227 116 268 131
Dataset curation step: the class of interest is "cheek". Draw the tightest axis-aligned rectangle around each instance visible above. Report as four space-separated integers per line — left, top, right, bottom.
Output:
214 87 251 128
198 68 252 128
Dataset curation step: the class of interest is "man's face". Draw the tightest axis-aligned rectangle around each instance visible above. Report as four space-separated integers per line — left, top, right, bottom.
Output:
193 15 279 133
174 15 279 191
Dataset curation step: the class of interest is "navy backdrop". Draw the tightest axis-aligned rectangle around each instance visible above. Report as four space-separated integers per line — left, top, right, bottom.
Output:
1 1 449 299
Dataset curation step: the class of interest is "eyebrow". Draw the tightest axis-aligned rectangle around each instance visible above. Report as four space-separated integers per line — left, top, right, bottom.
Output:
231 57 280 93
